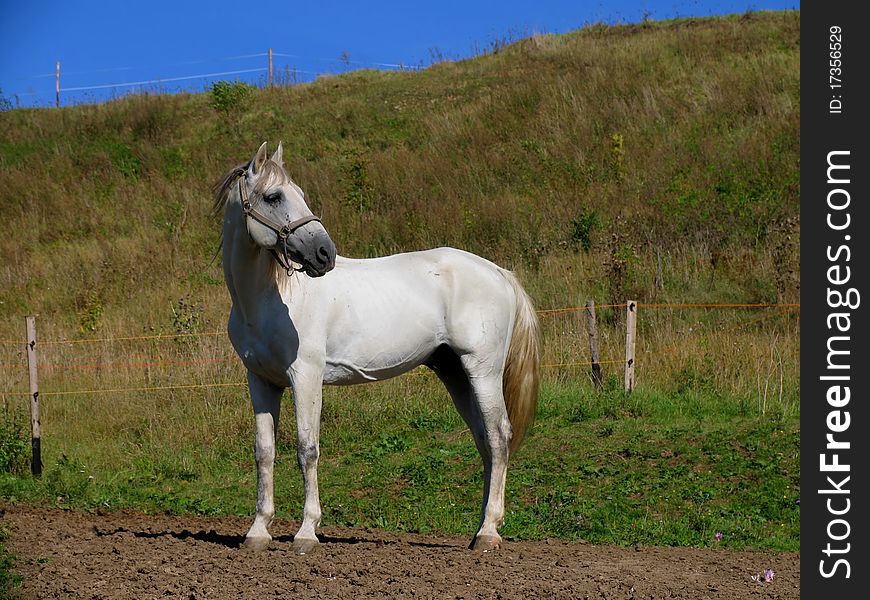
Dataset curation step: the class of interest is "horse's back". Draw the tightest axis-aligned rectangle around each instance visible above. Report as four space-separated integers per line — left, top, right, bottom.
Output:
309 247 516 384
323 247 509 300
332 246 501 277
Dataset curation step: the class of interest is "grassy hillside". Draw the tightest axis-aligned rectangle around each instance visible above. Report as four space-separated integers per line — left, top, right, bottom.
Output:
0 11 798 325
0 11 800 551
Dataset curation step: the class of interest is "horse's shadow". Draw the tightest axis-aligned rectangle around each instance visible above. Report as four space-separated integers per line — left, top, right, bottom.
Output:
96 526 245 549
95 527 455 550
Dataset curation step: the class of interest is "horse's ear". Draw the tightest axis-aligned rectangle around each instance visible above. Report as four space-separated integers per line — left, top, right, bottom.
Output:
249 142 269 175
271 142 284 167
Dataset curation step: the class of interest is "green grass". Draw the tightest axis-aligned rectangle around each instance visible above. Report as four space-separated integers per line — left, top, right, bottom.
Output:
0 376 799 552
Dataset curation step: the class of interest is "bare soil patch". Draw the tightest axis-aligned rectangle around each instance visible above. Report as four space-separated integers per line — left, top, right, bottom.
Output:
2 505 798 599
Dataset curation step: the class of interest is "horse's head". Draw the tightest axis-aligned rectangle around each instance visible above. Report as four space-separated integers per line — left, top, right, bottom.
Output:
238 142 336 277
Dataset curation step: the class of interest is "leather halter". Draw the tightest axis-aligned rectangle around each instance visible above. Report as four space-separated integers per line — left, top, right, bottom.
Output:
237 174 322 274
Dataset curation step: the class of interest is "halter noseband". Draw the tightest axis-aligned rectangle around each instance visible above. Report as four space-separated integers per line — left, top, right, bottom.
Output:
237 174 322 275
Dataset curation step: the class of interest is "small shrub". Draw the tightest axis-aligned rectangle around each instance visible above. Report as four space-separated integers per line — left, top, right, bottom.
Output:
210 80 254 114
340 145 373 212
104 142 141 179
0 421 29 475
77 291 104 334
569 209 599 253
160 146 187 179
609 132 625 180
171 294 205 336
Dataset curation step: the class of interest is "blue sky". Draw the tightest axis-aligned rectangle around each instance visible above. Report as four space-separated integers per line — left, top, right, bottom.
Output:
1 1 798 108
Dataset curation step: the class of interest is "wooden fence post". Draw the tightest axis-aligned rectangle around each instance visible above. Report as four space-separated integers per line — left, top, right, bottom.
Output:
55 61 60 108
25 316 42 477
624 301 637 393
268 48 274 86
585 300 603 391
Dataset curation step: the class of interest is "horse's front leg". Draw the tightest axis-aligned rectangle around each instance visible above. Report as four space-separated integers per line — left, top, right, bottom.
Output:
290 368 324 555
242 371 283 551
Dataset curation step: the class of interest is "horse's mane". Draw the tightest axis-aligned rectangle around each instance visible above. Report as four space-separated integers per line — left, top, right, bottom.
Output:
211 160 289 216
211 164 246 216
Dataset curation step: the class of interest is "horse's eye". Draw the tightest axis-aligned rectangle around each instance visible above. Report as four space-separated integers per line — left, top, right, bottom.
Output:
264 193 281 204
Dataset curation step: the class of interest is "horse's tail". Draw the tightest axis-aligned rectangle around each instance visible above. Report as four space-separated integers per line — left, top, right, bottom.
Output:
501 270 542 454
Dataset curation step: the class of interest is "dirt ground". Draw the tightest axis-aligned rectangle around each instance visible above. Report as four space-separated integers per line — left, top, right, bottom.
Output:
2 505 799 599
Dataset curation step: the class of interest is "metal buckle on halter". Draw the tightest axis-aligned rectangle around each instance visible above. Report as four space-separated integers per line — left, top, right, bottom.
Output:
239 176 253 213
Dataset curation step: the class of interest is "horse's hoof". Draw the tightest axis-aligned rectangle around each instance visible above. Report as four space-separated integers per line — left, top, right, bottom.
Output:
241 536 271 551
293 537 319 555
471 534 502 552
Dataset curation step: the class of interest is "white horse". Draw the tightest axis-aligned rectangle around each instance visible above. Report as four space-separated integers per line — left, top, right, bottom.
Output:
213 142 541 554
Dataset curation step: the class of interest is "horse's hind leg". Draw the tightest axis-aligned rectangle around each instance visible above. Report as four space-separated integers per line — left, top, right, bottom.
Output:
243 372 283 551
430 347 511 551
464 371 512 551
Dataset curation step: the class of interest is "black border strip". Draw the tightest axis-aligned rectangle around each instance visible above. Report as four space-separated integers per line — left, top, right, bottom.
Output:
801 3 869 596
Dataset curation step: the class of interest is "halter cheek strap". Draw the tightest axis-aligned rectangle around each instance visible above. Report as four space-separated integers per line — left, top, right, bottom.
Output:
237 175 322 274
237 176 322 239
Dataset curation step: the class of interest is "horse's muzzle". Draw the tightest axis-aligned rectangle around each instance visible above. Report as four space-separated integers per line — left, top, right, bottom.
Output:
293 234 336 278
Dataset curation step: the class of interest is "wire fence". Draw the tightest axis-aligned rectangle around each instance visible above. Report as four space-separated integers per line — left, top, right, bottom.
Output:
4 48 427 109
0 301 800 399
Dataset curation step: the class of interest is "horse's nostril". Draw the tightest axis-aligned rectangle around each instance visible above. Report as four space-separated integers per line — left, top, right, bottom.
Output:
316 244 331 265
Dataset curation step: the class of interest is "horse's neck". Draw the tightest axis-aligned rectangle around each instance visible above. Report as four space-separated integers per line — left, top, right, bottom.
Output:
222 204 292 323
